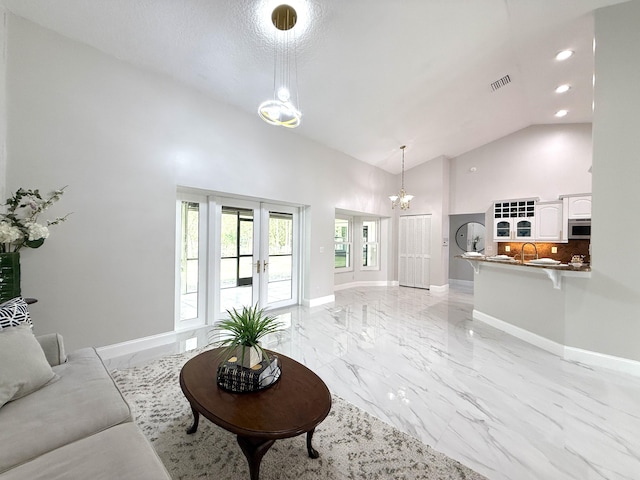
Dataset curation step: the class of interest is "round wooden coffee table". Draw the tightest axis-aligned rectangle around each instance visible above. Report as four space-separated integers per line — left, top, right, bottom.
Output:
179 348 332 480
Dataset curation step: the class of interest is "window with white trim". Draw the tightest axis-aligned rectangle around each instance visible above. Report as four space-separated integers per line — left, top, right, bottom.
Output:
361 219 380 270
334 216 352 271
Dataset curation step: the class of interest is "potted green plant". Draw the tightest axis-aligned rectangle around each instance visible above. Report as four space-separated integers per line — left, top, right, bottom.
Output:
213 304 283 368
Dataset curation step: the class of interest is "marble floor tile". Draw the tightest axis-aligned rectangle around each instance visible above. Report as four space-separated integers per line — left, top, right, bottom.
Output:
108 285 640 480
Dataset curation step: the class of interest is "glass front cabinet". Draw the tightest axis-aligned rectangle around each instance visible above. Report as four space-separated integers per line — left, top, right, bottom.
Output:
492 199 537 242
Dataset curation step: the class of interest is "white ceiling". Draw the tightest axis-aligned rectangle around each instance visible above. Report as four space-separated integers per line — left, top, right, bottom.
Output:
1 0 629 173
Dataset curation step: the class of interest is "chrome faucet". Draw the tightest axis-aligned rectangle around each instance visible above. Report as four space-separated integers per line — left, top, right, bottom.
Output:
521 242 538 263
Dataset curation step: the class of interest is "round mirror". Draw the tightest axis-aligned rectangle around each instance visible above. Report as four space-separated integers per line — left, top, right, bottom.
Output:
455 222 485 253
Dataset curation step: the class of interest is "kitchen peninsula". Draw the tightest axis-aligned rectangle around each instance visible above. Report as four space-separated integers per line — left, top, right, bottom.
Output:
459 254 592 359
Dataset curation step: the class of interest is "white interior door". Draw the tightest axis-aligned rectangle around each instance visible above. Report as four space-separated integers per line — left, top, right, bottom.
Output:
399 215 431 289
212 197 299 319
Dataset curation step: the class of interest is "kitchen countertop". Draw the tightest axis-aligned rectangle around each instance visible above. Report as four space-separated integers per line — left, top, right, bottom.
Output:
457 255 591 290
455 255 591 272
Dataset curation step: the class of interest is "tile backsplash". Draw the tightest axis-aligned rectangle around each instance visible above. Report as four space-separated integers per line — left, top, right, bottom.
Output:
497 240 590 264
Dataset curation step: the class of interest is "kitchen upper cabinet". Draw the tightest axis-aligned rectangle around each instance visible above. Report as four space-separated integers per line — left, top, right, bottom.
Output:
493 199 537 242
535 201 565 242
566 195 592 219
493 194 591 243
493 217 536 241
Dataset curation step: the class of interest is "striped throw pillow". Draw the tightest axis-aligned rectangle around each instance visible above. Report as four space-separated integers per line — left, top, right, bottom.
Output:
0 297 32 330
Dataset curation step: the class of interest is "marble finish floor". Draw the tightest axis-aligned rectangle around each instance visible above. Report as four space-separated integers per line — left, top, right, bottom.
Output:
107 286 640 480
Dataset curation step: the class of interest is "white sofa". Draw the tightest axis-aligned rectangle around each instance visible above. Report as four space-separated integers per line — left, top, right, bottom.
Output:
0 331 171 480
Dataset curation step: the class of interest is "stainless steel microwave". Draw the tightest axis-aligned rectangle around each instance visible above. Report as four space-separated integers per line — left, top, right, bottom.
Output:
568 218 591 239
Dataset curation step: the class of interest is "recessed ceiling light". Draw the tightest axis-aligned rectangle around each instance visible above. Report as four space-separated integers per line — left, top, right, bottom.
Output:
555 84 571 94
555 109 568 118
555 50 574 61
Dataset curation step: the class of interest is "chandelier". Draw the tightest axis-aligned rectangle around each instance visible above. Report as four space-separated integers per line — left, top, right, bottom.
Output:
258 4 302 128
389 146 414 210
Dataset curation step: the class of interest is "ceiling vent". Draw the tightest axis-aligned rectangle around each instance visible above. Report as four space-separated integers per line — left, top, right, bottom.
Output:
490 74 512 92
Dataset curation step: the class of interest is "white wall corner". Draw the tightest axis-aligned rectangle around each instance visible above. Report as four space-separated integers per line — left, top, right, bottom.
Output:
0 8 7 204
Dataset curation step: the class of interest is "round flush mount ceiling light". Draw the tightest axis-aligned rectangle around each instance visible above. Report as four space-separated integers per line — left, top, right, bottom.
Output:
555 84 571 94
555 109 568 118
555 50 574 61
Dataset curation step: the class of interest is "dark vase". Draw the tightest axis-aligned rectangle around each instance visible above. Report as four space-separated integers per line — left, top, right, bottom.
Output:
0 252 21 303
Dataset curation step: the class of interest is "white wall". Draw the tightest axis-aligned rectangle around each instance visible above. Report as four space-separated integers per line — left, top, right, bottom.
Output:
401 155 450 287
5 16 397 351
567 0 640 362
474 264 567 343
0 8 6 203
450 123 593 215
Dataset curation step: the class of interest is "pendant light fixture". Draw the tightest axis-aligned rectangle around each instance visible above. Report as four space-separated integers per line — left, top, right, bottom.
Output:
389 146 414 210
258 4 302 128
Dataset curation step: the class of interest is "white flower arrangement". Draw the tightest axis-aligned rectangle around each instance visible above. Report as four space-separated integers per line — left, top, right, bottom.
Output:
0 187 70 253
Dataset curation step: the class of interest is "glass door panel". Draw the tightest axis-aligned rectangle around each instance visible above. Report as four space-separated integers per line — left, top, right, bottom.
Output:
176 194 208 331
267 212 294 304
219 206 256 313
179 201 200 322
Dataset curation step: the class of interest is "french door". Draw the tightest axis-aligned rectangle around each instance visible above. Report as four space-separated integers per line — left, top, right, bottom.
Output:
212 197 299 319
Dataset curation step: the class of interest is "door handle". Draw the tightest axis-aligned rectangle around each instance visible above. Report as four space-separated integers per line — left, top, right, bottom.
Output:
262 260 269 272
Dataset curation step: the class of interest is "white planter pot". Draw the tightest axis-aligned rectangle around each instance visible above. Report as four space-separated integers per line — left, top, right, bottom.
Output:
237 345 262 368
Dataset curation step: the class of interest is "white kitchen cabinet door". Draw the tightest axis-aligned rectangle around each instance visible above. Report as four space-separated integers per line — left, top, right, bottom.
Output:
535 201 564 242
514 218 535 241
399 215 431 289
493 217 536 241
567 195 592 219
493 218 513 241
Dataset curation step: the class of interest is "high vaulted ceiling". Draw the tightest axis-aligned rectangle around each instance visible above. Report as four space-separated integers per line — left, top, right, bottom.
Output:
1 0 629 173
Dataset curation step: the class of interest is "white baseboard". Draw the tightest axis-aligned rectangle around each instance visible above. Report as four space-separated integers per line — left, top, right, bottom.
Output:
334 280 397 292
564 347 640 377
97 330 180 361
429 284 449 293
449 279 474 288
473 310 565 356
474 309 640 376
303 294 335 307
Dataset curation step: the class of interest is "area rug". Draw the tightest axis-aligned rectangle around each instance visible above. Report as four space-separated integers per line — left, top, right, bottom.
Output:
111 348 486 480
